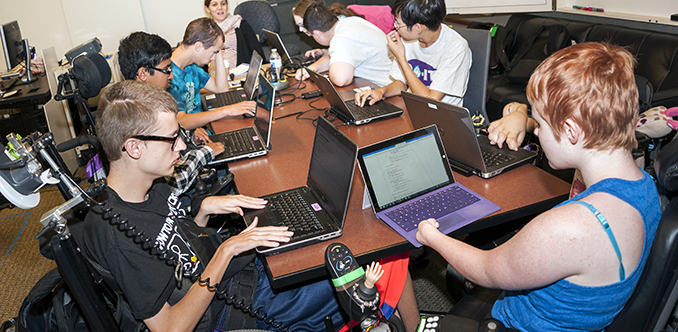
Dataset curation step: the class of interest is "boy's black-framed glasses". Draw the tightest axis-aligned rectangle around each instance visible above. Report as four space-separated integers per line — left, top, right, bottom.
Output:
147 66 172 75
122 133 181 151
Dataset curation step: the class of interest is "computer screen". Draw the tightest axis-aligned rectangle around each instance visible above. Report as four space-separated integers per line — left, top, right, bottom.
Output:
0 21 23 72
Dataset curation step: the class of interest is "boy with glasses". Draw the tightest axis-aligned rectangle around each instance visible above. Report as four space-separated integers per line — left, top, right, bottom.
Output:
355 0 471 107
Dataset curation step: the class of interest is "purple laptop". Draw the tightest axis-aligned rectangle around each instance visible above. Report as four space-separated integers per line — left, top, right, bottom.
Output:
357 125 500 247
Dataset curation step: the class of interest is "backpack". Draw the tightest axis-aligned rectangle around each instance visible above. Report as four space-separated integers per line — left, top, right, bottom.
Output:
466 22 515 75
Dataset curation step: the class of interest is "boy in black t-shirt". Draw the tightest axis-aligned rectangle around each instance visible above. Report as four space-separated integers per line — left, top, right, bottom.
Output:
79 80 348 331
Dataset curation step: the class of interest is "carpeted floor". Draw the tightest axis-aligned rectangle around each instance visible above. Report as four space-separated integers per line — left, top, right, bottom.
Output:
0 185 456 325
0 185 61 324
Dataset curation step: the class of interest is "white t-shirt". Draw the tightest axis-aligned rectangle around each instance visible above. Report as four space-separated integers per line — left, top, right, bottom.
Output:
329 16 391 87
390 25 472 106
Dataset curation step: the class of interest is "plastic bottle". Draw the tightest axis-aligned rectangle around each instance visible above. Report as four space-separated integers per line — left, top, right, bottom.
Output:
269 48 282 84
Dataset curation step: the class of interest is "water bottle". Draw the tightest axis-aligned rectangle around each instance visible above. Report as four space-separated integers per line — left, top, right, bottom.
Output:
270 48 282 84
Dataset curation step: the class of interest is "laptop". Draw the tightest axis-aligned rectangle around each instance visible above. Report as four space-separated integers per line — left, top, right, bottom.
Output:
207 73 275 165
403 91 537 178
262 29 315 68
357 125 500 247
306 69 403 125
243 116 358 255
202 50 263 110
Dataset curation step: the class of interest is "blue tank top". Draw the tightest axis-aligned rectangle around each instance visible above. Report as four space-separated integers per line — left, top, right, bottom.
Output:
491 170 661 331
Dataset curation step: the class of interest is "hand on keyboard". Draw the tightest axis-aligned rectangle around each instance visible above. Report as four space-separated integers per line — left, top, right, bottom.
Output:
415 218 440 247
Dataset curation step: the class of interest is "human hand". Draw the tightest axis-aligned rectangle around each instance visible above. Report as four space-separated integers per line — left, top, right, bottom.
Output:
201 194 266 217
415 218 441 247
193 127 212 144
295 68 310 81
355 89 384 107
305 49 326 60
222 101 256 117
205 142 225 156
364 261 384 289
386 31 406 61
487 103 529 151
222 218 293 256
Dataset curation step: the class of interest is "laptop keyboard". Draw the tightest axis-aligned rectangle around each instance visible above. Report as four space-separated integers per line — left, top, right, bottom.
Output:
268 191 325 240
215 91 246 106
385 186 481 232
348 101 383 118
482 150 515 167
222 129 256 154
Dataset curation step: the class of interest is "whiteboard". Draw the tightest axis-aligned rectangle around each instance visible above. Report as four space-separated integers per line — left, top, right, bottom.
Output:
557 0 678 25
446 0 554 14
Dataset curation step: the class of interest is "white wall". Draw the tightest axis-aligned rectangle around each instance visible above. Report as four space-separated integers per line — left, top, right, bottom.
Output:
0 0 213 72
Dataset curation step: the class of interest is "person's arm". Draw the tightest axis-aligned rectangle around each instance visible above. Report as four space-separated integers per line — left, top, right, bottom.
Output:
415 205 596 290
305 49 328 59
176 101 257 130
355 80 407 106
387 31 444 100
203 51 229 93
143 218 292 332
296 54 331 81
486 103 537 151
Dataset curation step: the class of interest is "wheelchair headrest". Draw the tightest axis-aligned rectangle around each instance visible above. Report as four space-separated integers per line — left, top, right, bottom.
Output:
71 52 112 99
654 138 678 192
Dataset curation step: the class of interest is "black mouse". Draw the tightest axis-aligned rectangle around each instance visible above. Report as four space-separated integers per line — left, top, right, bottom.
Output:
242 109 256 118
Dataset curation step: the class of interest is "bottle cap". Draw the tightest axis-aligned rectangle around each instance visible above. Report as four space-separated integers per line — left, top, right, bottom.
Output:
271 48 277 53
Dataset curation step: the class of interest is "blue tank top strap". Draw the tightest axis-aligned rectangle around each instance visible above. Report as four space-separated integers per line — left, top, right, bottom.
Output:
569 200 626 281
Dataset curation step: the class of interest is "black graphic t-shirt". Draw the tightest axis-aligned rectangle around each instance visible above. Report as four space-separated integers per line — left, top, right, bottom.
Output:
80 181 203 320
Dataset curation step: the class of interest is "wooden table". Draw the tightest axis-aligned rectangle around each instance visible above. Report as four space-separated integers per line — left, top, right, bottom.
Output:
212 78 571 291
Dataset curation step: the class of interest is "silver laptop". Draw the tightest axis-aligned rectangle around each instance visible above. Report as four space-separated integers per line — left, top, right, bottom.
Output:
306 69 403 125
243 116 358 255
202 50 263 110
403 91 537 178
357 124 500 247
207 73 275 165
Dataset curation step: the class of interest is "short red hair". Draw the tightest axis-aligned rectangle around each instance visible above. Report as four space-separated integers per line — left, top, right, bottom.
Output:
527 42 638 151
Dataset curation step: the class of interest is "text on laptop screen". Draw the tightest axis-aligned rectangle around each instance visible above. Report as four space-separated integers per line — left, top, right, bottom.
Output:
363 133 450 210
254 75 274 146
307 120 356 223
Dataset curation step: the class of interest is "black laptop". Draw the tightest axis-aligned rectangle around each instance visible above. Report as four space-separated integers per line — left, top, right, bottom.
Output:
202 50 263 110
207 73 275 165
306 69 403 125
243 116 358 255
403 91 537 178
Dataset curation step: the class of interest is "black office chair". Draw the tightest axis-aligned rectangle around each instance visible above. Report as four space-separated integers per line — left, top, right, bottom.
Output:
234 1 280 53
441 137 678 331
455 27 492 128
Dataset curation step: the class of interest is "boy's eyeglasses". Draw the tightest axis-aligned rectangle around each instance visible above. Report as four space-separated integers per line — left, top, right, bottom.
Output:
122 133 181 151
147 66 172 75
394 21 407 31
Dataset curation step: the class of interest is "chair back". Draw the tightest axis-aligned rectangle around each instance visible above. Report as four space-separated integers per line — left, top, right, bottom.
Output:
454 27 491 127
234 0 280 47
606 138 678 332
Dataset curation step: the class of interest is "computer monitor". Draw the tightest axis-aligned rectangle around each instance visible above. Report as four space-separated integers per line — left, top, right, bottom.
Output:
0 21 23 72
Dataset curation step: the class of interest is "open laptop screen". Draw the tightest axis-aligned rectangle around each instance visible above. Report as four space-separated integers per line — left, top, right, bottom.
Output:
254 74 274 148
307 118 357 224
361 130 452 210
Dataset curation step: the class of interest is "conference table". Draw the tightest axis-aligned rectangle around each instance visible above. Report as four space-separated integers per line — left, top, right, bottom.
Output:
211 77 571 292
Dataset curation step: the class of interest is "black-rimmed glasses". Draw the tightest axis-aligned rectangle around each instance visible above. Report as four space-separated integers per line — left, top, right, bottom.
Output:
147 66 172 75
393 20 407 31
121 133 181 151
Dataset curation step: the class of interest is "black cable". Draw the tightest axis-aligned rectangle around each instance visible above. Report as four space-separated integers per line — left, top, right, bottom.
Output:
95 201 293 332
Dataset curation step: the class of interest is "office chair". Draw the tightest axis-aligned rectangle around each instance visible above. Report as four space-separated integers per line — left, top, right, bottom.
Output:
234 1 280 50
234 0 299 60
454 27 492 128
440 137 678 331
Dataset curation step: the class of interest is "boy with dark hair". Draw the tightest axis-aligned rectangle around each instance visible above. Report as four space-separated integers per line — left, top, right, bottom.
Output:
355 0 471 106
295 1 391 87
168 18 256 131
117 31 224 195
